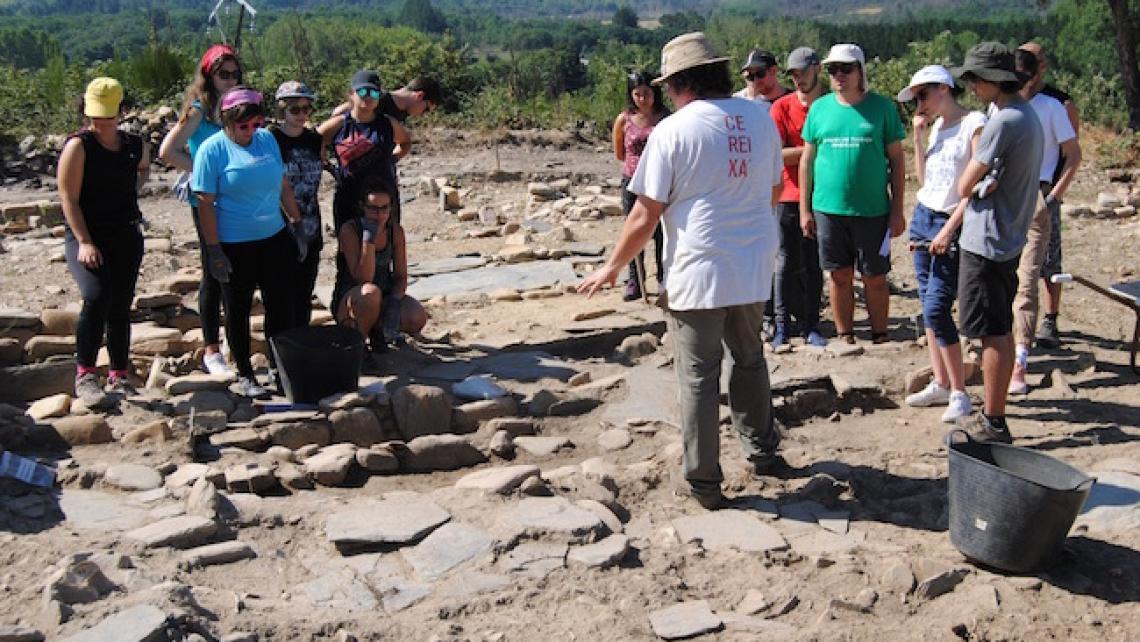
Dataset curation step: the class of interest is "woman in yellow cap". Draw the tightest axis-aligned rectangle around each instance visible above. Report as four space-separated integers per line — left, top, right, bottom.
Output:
56 77 151 409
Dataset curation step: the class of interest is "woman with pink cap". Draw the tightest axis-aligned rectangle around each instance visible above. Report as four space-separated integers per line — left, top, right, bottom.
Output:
57 77 151 409
159 44 244 377
898 65 986 422
191 87 305 398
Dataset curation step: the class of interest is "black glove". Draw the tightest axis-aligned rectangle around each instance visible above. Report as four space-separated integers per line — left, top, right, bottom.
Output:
381 293 403 343
360 217 379 244
205 244 231 284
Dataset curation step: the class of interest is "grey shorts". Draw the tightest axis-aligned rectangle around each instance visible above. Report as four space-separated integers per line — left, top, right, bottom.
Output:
815 212 892 276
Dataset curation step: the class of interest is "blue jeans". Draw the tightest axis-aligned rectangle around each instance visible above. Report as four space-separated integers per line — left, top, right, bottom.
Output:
910 202 960 347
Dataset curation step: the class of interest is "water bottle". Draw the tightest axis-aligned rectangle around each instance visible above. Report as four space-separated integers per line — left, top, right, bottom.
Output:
0 451 57 488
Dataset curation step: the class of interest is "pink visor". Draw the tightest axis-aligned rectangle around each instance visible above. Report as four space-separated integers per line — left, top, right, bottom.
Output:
220 88 262 112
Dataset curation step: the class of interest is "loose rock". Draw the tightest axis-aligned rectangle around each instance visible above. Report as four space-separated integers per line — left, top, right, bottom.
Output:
648 600 723 640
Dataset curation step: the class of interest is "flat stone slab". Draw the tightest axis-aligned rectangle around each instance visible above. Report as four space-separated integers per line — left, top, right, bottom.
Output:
372 576 432 613
1075 471 1140 535
672 510 789 552
504 496 604 536
402 521 495 580
0 307 40 328
104 464 164 492
326 497 451 548
413 360 478 382
126 515 218 549
568 534 630 569
59 604 167 642
455 465 541 494
436 571 512 599
407 261 578 300
602 363 678 425
300 570 378 612
497 541 567 578
58 490 148 531
648 600 723 640
514 436 574 457
786 528 866 556
473 351 579 382
408 256 487 277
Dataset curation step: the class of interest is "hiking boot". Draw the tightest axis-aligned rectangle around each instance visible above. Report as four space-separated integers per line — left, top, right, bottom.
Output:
203 352 233 377
1036 314 1061 349
750 452 791 478
955 413 1013 444
692 492 724 510
622 279 642 302
804 329 828 348
236 376 269 399
941 390 973 423
906 380 951 408
75 372 112 409
105 375 138 398
1008 361 1029 395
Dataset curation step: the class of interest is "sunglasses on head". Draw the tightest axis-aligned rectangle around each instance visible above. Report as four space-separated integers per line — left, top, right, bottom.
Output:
286 104 314 115
356 87 381 100
826 62 857 75
234 117 264 133
744 68 770 81
215 68 241 81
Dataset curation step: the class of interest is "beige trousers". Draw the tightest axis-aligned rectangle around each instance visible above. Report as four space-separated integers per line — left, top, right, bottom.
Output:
1012 185 1052 347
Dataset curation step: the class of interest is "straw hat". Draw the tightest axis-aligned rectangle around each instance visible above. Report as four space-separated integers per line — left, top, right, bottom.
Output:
652 32 730 85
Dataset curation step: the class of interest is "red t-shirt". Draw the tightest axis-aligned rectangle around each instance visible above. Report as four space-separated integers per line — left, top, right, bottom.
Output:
769 92 811 203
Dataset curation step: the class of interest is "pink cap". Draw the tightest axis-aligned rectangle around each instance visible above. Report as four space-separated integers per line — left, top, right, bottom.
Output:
220 88 262 112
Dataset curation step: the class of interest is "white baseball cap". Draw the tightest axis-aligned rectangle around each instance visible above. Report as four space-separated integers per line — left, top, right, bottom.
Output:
897 65 956 102
822 44 868 91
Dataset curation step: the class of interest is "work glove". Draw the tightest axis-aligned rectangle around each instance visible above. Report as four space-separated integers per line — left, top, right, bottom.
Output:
360 217 380 244
205 244 232 284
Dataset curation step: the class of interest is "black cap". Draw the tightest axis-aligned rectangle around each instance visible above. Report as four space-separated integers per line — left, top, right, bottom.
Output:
351 70 382 92
951 42 1022 83
741 49 777 72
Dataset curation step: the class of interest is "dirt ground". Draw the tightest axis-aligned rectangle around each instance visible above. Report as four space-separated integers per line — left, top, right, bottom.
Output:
0 129 1137 641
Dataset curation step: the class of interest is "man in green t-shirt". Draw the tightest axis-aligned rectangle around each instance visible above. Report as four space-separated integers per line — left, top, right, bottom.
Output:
799 44 906 345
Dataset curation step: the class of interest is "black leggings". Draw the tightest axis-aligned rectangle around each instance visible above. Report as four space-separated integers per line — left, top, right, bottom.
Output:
65 224 144 370
191 206 224 346
294 237 321 327
620 177 664 284
220 229 297 379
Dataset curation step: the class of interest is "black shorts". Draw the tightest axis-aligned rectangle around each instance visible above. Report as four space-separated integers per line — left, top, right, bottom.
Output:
815 212 891 276
958 250 1019 338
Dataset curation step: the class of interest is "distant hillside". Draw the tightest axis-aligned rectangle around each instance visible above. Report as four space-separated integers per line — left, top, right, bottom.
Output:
1 0 1042 20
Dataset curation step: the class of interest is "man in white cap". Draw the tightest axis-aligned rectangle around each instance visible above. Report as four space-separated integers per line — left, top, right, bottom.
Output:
799 43 906 346
578 32 784 510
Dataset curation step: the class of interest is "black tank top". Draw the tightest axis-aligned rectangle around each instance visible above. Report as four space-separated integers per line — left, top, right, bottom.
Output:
73 130 143 228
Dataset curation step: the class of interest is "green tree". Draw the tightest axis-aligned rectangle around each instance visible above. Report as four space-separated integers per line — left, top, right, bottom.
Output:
400 0 447 34
612 5 638 29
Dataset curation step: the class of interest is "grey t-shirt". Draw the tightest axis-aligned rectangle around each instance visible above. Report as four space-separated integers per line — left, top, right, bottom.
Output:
959 98 1044 262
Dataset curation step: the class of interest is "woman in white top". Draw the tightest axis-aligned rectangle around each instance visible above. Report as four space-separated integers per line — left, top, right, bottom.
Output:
898 65 987 422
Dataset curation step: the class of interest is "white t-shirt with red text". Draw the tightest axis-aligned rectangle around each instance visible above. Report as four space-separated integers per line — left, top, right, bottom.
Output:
628 97 782 310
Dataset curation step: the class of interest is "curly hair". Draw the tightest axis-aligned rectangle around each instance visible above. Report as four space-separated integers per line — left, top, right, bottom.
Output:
178 51 242 125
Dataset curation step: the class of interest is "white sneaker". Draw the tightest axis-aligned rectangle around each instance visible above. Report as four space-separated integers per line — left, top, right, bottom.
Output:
203 352 233 377
941 390 973 423
906 380 951 407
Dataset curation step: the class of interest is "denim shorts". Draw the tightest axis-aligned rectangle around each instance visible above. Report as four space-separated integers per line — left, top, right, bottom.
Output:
910 202 961 346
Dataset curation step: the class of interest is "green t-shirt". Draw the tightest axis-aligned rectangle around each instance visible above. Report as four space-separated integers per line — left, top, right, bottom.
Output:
802 92 905 217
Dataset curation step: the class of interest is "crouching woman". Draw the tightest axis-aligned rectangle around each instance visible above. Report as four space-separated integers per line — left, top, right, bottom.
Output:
332 177 427 357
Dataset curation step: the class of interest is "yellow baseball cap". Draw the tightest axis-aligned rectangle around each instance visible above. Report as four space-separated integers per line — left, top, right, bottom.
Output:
84 77 124 118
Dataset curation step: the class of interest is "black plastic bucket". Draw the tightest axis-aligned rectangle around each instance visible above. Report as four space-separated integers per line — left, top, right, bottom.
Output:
269 325 364 404
948 433 1095 573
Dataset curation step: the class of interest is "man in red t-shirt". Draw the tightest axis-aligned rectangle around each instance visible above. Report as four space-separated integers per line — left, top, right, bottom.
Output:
769 47 828 348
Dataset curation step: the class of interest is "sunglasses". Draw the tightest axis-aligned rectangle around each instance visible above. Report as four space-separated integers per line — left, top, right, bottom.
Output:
234 117 264 133
215 68 241 81
826 62 857 75
361 203 391 215
744 68 770 81
915 85 939 102
356 87 381 100
286 104 314 116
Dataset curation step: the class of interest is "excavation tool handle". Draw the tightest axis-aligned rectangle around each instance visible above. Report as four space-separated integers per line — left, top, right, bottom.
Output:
1050 273 1140 373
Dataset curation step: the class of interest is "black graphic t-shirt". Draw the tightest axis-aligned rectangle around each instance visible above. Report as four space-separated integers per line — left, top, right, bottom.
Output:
271 126 323 223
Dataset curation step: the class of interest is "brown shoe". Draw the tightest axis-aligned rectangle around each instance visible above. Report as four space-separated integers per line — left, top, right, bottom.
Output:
954 414 1013 445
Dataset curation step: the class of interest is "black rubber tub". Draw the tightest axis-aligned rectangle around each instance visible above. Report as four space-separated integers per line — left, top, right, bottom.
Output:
948 432 1095 573
270 325 363 404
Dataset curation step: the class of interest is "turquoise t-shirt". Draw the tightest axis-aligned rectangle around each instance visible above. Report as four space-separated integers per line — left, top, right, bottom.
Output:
802 92 905 217
191 128 286 243
186 100 222 207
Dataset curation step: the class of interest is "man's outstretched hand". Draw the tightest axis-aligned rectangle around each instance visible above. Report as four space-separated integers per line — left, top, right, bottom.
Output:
576 264 620 298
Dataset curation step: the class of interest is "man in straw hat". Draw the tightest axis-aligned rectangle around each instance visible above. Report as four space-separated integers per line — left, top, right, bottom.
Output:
950 42 1044 443
799 43 907 347
578 32 784 509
